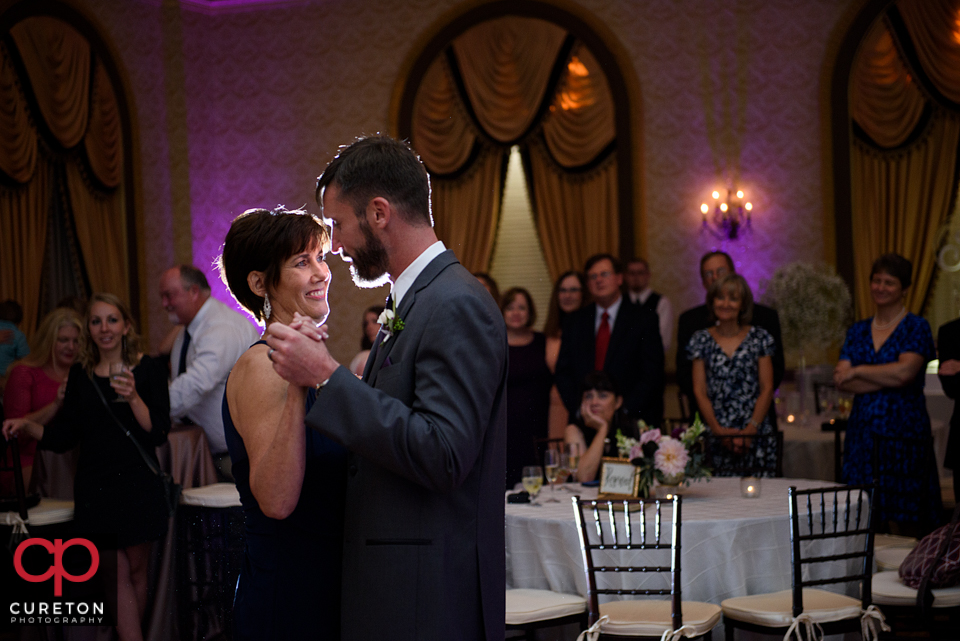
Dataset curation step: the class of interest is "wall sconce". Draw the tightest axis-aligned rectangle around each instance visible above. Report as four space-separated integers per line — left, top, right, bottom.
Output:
700 188 753 240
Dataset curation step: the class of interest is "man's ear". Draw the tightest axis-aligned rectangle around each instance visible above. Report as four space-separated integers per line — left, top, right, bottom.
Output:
369 196 392 229
247 271 267 298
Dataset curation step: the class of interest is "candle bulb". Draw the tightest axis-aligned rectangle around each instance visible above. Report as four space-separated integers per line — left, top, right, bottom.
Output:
740 476 761 498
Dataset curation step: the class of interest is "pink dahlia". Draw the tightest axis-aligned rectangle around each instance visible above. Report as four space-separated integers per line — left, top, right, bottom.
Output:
640 429 661 446
654 437 688 477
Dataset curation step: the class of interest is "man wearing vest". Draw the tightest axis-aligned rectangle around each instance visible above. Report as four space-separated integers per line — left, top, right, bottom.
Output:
624 257 675 353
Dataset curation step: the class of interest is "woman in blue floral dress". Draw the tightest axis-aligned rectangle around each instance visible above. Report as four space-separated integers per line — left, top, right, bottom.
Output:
835 253 941 526
688 274 778 476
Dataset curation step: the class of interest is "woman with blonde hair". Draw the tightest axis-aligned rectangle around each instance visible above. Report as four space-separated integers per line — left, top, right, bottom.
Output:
2 307 83 497
4 293 170 641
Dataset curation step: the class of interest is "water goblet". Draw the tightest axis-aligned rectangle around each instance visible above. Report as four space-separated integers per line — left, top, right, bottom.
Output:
521 466 543 505
543 449 566 502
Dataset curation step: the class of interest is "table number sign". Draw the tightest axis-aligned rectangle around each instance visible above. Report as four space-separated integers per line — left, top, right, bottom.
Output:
598 458 640 499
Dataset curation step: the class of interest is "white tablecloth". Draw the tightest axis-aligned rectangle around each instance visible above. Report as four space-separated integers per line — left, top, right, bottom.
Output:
506 477 862 606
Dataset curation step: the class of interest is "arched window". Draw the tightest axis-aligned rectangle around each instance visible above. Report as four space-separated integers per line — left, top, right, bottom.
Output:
397 2 637 281
0 2 136 332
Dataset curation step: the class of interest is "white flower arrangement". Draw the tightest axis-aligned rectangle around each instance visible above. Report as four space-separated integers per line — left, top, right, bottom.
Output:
760 262 853 352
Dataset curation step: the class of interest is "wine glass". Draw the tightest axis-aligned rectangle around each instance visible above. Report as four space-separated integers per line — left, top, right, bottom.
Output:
543 448 566 502
521 466 543 505
109 362 129 403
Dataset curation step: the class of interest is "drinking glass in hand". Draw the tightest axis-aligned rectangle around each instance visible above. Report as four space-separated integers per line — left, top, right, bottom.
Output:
543 449 567 502
521 466 543 505
109 362 129 403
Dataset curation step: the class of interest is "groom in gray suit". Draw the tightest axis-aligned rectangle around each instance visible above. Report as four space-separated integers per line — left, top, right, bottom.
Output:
266 135 508 640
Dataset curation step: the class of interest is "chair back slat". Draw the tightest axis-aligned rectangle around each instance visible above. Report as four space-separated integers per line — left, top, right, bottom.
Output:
705 432 782 477
0 438 28 521
573 495 684 629
788 484 875 618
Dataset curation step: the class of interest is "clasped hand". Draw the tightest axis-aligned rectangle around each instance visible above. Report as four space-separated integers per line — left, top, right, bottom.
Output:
939 359 960 376
265 313 338 388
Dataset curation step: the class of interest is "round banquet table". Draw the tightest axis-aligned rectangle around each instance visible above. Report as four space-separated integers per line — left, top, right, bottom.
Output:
506 477 864 618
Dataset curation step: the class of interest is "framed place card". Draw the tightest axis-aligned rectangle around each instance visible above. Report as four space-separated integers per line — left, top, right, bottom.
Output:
598 457 640 499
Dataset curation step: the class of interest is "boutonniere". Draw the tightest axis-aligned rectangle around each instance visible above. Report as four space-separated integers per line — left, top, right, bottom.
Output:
377 300 405 343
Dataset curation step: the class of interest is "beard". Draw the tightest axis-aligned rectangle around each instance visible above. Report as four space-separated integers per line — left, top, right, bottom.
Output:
347 218 391 289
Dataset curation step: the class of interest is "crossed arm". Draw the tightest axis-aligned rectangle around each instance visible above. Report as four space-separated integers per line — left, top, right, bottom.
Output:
834 352 925 394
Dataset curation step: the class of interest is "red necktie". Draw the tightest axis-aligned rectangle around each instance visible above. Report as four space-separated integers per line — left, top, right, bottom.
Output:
595 310 610 371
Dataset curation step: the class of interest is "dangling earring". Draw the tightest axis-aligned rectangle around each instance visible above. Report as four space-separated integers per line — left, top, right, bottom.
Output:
262 293 272 320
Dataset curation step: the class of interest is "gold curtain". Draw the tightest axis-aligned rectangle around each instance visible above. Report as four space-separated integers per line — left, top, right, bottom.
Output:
431 146 503 273
10 17 90 149
850 113 960 315
850 22 925 148
0 44 37 183
0 16 128 328
452 17 566 143
898 0 960 103
528 138 618 278
0 161 50 334
411 19 621 277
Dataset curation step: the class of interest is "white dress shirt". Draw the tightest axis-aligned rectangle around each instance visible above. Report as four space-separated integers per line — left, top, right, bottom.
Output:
629 287 675 352
392 240 447 307
594 295 623 334
169 296 260 453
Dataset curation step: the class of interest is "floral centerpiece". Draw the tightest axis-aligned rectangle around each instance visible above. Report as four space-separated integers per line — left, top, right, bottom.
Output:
615 416 712 499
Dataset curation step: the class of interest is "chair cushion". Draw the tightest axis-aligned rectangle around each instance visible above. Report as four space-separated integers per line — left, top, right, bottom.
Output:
876 546 913 571
874 534 917 550
180 483 241 508
899 520 960 588
505 589 586 624
721 589 862 627
597 599 721 637
27 499 74 526
871 571 960 608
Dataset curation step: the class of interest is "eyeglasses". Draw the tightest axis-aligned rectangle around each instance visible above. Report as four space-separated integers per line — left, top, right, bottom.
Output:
587 271 614 281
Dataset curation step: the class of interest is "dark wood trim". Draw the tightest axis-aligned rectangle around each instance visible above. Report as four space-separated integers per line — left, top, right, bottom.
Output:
0 0 139 323
397 0 635 265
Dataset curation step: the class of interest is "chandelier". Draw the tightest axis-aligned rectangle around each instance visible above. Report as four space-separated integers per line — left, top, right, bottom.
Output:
700 188 753 240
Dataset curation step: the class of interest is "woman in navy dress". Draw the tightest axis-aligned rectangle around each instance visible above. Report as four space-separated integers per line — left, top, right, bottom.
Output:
835 253 940 526
218 207 346 640
688 274 777 476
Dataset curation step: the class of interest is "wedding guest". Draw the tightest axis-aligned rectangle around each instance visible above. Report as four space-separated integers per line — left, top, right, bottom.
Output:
2 308 82 499
544 271 586 438
938 318 960 501
565 371 637 482
501 287 552 489
555 254 664 426
474 272 501 303
624 257 675 352
3 293 171 641
677 251 784 423
0 299 29 395
218 207 346 639
349 305 384 376
835 253 940 526
160 264 259 481
687 274 777 476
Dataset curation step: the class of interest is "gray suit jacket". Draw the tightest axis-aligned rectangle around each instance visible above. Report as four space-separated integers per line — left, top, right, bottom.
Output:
306 250 508 641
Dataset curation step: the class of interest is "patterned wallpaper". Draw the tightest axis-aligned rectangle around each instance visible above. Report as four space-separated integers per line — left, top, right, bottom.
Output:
68 0 857 365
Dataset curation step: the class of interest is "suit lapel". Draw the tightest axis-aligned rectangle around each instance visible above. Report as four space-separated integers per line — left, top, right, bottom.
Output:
607 301 631 366
365 250 459 387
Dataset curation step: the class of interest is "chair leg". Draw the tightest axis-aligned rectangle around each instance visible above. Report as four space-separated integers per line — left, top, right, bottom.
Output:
725 619 735 641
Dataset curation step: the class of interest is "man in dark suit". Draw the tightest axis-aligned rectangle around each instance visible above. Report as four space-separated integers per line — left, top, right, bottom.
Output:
266 136 507 640
555 253 665 426
937 319 960 502
676 251 785 422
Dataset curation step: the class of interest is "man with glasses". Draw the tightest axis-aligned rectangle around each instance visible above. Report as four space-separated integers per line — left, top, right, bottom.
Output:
676 251 785 422
624 257 675 352
555 253 665 426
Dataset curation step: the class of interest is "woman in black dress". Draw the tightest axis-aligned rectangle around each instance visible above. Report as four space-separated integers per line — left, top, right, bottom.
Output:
502 287 552 489
565 371 637 481
218 207 346 640
4 293 170 641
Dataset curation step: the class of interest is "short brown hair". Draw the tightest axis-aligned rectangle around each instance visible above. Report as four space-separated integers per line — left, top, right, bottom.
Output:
500 287 537 328
217 207 330 323
706 273 754 325
870 253 912 289
315 135 432 227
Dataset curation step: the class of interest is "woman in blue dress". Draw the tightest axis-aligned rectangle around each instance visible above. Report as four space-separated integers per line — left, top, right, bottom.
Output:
688 274 778 476
835 253 940 527
217 207 347 640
